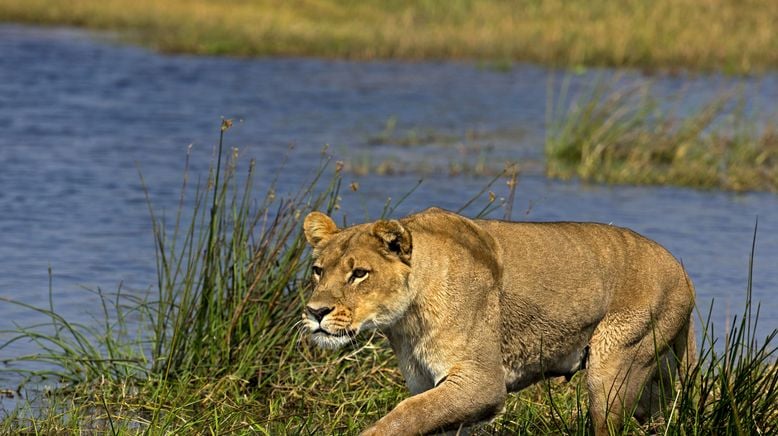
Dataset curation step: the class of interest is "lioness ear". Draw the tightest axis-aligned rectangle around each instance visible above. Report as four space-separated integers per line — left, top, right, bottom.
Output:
372 220 412 264
304 212 338 247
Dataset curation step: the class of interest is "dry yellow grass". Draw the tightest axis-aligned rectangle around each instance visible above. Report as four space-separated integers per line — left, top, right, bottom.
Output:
1 0 777 72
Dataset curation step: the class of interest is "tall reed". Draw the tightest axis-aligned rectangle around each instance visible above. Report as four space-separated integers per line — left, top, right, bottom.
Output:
0 121 389 432
143 119 340 381
669 221 778 435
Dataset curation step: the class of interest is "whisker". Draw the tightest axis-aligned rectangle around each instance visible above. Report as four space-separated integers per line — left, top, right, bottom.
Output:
295 324 306 349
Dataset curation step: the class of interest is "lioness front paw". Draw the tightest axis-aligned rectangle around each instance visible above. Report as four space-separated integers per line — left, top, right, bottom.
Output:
359 425 380 436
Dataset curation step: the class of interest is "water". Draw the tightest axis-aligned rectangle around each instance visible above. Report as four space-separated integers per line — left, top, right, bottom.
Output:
0 25 776 394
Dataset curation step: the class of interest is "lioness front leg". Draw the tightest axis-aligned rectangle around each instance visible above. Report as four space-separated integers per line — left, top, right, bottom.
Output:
361 364 507 435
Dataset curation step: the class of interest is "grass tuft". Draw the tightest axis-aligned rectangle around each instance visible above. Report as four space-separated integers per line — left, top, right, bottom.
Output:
546 77 778 192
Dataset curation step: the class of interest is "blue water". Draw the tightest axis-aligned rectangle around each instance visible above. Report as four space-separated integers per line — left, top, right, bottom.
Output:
0 25 776 398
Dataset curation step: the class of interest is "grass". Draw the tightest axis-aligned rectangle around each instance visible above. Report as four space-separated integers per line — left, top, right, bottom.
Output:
546 77 778 192
344 118 526 177
1 0 777 73
1 123 776 434
343 150 513 178
367 116 463 148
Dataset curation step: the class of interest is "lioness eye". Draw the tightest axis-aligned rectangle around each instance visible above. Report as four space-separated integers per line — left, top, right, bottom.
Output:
352 268 368 279
312 265 322 277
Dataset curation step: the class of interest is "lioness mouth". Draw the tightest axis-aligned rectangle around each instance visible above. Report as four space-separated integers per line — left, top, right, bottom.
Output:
313 328 355 338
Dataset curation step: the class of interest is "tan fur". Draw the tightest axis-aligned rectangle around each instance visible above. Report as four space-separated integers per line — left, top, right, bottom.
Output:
302 208 696 435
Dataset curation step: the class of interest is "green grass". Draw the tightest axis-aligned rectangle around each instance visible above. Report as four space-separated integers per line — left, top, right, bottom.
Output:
1 0 778 73
545 77 778 192
339 117 529 177
1 123 776 434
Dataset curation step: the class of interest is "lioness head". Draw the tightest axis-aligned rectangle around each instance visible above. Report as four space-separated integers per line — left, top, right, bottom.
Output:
302 211 413 348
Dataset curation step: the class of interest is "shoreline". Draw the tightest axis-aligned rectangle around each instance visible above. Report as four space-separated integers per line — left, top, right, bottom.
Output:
2 0 777 74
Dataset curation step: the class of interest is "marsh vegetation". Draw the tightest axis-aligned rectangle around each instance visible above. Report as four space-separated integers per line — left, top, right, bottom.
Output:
546 78 778 192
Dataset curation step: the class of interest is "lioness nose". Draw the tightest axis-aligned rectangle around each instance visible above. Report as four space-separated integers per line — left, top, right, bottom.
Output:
306 305 334 322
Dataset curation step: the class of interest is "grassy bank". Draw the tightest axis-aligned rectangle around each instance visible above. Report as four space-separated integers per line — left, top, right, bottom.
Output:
1 125 776 434
1 0 778 73
546 78 778 192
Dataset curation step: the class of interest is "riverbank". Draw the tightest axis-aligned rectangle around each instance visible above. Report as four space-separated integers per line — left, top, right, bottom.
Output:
1 0 777 73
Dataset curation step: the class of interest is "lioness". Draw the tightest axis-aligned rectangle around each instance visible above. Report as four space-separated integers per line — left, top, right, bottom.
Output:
302 207 695 435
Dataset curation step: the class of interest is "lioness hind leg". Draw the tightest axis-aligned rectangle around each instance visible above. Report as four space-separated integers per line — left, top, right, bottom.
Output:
634 352 676 423
635 317 696 422
587 311 691 435
635 316 697 424
586 347 655 436
674 316 697 383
